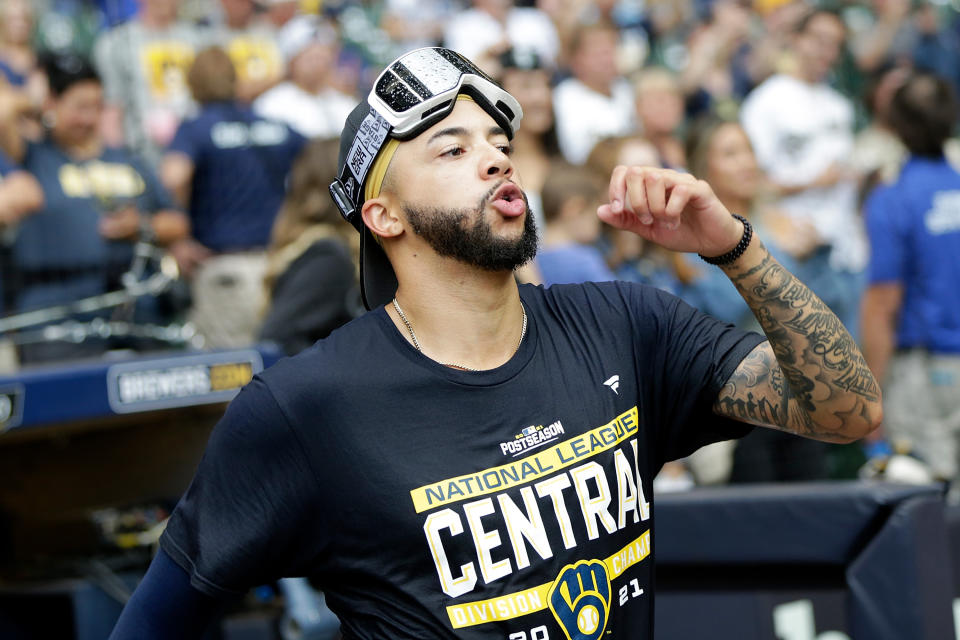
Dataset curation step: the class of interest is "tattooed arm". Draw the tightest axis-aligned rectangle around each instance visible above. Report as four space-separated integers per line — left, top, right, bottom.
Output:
712 234 882 442
597 166 882 443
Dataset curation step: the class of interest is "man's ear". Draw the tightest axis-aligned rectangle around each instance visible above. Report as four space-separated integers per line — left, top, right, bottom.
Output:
361 196 403 240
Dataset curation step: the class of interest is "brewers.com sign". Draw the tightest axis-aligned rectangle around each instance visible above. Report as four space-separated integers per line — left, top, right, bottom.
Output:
107 351 264 414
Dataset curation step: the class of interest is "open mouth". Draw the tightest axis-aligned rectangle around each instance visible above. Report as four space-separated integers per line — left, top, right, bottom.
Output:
493 183 524 203
490 183 527 217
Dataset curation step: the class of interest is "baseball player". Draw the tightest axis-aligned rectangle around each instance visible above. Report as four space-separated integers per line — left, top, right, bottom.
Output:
110 47 881 639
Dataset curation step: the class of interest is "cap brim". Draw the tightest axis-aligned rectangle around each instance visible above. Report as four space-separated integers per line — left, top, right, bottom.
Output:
360 227 398 310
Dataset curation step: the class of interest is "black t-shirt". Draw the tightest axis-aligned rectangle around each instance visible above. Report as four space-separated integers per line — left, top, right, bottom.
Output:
161 282 765 639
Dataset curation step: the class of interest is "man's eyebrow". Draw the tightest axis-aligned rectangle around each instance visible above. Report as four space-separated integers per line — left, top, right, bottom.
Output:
426 125 508 145
427 126 468 145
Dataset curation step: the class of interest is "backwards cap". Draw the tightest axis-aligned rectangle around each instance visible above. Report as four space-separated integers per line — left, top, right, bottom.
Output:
330 47 523 310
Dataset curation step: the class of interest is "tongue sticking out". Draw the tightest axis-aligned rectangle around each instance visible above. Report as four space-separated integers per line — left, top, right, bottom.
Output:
492 195 526 217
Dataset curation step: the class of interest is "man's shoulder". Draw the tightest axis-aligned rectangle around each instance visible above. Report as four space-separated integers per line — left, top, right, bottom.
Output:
899 157 960 186
553 77 590 99
525 280 677 321
743 74 801 106
258 312 384 388
255 83 306 110
318 88 358 110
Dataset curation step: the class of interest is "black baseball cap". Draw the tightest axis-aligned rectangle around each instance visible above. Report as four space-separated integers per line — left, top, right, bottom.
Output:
329 47 523 310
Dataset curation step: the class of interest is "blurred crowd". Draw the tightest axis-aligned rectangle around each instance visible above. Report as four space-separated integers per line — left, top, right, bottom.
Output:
0 0 960 488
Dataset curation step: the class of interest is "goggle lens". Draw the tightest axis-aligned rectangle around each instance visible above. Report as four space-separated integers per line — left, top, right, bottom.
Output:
373 48 491 115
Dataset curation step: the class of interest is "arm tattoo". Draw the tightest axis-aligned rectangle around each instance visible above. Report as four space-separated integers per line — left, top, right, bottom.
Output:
713 242 881 441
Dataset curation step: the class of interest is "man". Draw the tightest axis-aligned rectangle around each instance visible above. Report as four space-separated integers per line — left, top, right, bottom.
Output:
93 0 205 167
443 0 559 69
110 47 880 639
161 46 305 348
739 8 867 338
252 14 357 139
553 21 636 165
861 71 960 488
206 0 285 102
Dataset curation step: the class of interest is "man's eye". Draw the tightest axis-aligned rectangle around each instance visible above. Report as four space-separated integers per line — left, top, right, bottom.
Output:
442 146 464 157
498 144 514 156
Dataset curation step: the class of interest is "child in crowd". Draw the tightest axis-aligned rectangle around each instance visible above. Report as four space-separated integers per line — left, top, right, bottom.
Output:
534 161 615 287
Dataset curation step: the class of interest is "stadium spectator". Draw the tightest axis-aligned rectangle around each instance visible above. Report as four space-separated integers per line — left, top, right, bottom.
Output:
851 64 910 199
0 54 188 363
253 15 356 140
382 0 457 59
744 0 808 87
0 0 44 140
909 3 960 93
848 0 915 75
681 116 826 483
259 138 359 356
553 20 636 164
740 8 867 339
861 71 960 488
32 0 105 59
493 48 558 233
850 0 960 89
262 0 298 30
535 160 616 287
93 0 205 167
546 0 650 73
0 0 40 89
162 46 305 349
680 0 754 119
634 66 686 168
205 0 284 103
443 0 559 70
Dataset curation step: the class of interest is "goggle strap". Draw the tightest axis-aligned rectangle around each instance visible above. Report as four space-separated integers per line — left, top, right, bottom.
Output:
333 109 392 224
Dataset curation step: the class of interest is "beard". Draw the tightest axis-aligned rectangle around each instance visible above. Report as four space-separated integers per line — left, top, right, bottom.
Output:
403 184 539 272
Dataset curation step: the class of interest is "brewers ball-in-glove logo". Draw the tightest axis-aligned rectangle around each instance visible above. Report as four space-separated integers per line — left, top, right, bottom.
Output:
548 560 612 640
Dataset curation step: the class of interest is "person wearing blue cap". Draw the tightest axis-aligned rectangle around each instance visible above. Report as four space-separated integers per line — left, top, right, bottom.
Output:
109 47 881 639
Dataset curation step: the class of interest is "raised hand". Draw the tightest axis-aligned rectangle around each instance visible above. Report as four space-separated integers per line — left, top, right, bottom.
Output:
597 166 743 258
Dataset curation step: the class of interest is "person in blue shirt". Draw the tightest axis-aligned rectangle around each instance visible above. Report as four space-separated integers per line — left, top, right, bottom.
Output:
161 46 306 348
0 53 188 364
861 70 960 488
535 160 617 287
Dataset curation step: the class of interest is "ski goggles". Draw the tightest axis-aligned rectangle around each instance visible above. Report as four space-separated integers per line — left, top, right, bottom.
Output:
370 47 523 140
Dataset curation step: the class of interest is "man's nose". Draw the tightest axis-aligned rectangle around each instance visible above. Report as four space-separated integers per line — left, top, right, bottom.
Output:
481 146 513 179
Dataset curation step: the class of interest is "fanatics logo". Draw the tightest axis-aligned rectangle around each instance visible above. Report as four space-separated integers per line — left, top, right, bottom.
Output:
603 375 620 395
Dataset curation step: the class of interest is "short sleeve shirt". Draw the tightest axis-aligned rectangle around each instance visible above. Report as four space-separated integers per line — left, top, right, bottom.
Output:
865 156 960 352
536 244 616 287
161 282 764 639
10 140 176 311
167 102 306 251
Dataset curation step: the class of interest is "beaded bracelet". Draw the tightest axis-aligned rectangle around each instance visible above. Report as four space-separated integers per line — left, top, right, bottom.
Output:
698 213 753 266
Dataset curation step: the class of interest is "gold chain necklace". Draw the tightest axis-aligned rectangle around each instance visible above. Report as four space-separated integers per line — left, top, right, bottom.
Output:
392 298 527 372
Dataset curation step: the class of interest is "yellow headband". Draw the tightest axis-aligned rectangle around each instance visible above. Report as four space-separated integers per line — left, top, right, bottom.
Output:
362 95 477 202
363 138 400 202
